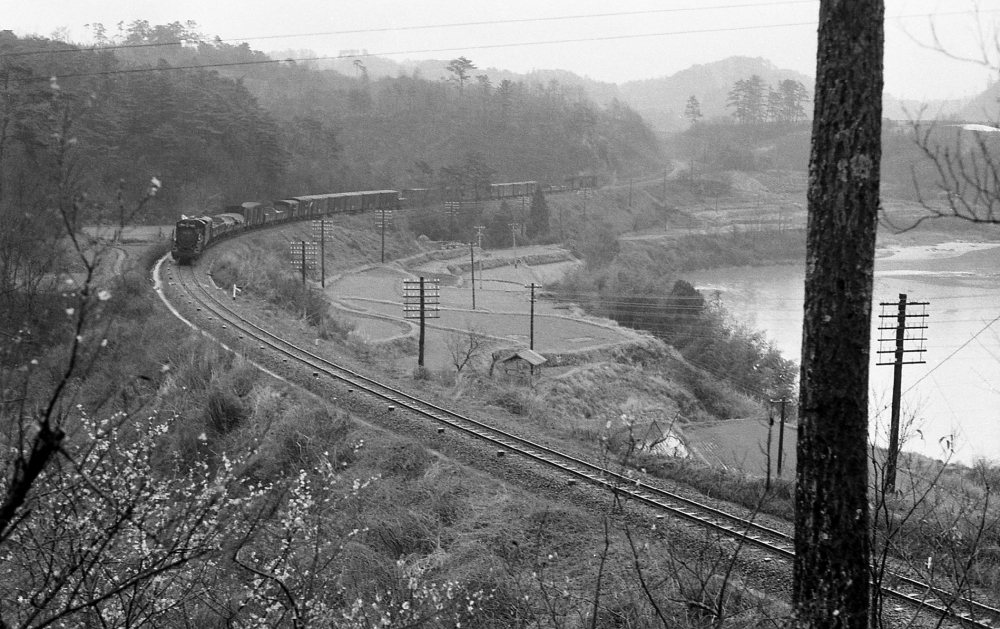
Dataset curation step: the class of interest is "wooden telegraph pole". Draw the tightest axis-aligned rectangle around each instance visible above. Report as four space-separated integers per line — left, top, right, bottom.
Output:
526 283 538 350
769 397 789 477
470 242 476 310
290 241 317 286
877 293 928 493
312 220 334 288
403 277 440 368
375 209 392 263
419 278 425 366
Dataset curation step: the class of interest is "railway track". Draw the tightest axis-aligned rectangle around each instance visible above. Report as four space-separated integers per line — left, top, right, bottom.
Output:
156 254 999 629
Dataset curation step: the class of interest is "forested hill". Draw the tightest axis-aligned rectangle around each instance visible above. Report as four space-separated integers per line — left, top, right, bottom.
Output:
0 24 662 224
618 56 813 132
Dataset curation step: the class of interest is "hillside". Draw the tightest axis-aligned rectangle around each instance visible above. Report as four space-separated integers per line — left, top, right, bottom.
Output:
281 47 1000 129
958 78 1000 121
0 27 662 227
618 56 814 132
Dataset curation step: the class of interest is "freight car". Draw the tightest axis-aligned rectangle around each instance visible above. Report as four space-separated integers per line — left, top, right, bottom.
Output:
489 181 537 199
171 189 399 264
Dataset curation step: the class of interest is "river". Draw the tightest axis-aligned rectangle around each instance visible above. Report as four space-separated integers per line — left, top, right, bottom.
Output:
686 241 1000 465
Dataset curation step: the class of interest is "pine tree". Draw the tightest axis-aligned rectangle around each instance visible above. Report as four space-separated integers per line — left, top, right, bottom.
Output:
795 1 882 627
526 187 550 239
683 95 703 124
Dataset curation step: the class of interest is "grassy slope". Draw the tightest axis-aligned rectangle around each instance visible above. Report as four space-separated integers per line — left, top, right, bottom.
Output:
3 228 795 627
77 177 994 622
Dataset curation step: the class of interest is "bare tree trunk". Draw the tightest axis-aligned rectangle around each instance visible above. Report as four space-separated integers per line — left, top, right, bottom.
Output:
794 1 884 628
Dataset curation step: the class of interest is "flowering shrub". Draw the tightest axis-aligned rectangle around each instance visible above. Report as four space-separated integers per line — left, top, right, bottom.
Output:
229 457 489 628
0 411 269 628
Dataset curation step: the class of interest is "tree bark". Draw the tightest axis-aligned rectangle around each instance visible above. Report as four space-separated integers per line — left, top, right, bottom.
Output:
795 1 883 628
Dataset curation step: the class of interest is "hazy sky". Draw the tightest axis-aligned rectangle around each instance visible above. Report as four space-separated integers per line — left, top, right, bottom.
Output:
6 0 999 100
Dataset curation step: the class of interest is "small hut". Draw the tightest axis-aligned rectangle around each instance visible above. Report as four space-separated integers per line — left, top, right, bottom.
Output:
491 349 547 384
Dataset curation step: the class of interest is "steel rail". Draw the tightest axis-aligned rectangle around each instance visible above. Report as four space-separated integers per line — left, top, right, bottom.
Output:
163 257 999 629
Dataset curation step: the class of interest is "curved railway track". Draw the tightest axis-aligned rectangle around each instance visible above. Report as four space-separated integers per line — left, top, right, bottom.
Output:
156 254 999 629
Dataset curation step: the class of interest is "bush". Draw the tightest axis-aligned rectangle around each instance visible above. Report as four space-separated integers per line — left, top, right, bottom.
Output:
966 458 1000 491
205 386 248 434
489 388 532 415
172 341 234 393
317 314 356 341
380 441 433 480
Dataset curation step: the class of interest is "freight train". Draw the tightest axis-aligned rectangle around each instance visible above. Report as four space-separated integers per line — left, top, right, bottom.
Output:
171 190 397 264
399 181 539 207
400 175 597 207
172 175 598 264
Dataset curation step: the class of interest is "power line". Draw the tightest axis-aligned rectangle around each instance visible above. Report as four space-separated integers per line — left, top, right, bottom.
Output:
2 1 821 58
12 22 820 81
0 40 183 58
11 8 998 82
902 311 1000 395
6 3 993 62
248 1 821 38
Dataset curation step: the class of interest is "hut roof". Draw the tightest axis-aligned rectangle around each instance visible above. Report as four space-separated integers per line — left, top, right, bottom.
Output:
501 349 547 367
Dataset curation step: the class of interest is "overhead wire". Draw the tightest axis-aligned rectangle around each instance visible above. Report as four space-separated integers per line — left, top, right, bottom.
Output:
9 21 822 82
902 311 1000 395
0 0 822 59
5 7 998 81
8 5 998 405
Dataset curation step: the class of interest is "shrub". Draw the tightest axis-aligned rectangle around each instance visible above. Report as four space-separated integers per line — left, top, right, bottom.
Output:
172 341 234 393
205 386 248 434
489 387 532 415
381 441 433 480
317 314 356 341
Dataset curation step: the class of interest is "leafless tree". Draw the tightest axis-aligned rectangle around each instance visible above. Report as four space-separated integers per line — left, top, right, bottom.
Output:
446 323 490 373
893 11 1000 229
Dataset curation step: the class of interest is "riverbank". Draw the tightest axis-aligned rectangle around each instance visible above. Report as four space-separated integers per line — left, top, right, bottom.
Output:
686 231 1000 465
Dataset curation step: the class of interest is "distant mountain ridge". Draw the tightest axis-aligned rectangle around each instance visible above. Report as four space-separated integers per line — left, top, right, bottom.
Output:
269 49 994 128
618 56 813 131
957 79 1000 121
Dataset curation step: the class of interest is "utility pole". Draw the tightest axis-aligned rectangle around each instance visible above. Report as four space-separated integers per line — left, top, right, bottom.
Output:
289 241 317 285
766 412 774 492
526 283 538 350
419 278 425 367
777 397 786 477
381 210 386 263
526 282 540 377
770 397 789 477
474 225 485 249
470 242 476 310
629 179 633 209
402 277 440 369
877 294 928 493
509 222 519 254
375 209 392 263
312 220 334 288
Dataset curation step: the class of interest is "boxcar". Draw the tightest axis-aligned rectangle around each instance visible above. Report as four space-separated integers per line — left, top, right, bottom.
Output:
273 199 299 220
